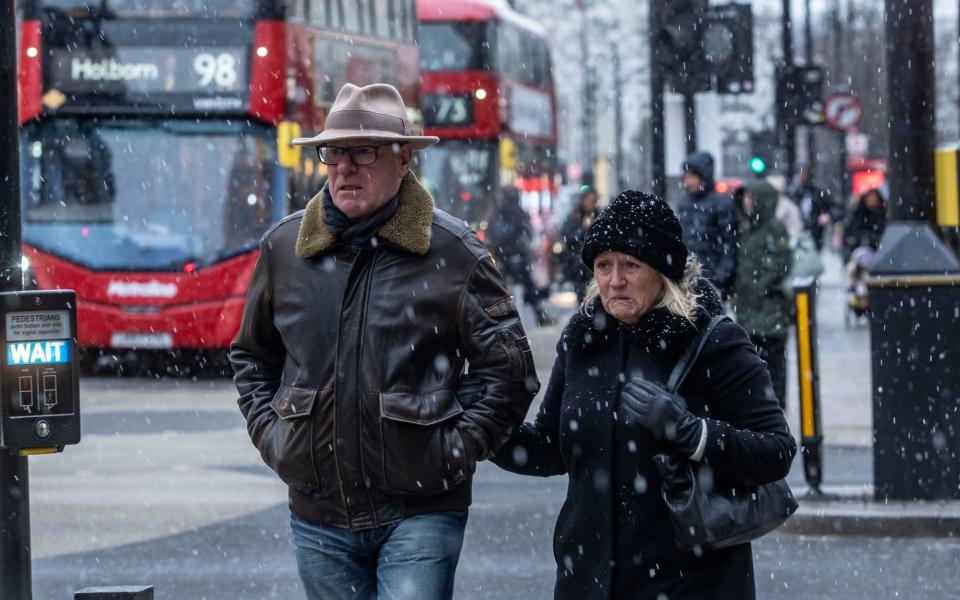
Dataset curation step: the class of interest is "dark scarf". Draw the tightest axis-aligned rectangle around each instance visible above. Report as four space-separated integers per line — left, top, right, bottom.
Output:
322 188 399 248
565 277 725 356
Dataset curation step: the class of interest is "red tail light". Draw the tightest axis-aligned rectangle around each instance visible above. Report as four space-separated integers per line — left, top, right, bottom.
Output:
249 21 286 124
19 21 42 123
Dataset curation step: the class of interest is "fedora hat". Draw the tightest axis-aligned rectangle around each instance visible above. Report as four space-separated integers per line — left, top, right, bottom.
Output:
292 83 439 150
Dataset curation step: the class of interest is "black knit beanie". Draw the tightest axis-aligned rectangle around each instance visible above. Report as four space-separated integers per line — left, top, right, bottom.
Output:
580 190 688 281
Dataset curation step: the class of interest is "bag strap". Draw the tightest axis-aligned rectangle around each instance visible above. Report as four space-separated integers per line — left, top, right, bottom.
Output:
665 315 730 393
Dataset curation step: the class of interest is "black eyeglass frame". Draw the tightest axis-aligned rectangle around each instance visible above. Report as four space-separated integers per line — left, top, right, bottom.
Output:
316 145 381 166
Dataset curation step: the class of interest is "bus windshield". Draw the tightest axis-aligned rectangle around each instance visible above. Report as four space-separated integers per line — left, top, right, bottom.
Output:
418 139 496 224
34 0 256 18
419 22 491 72
20 118 277 271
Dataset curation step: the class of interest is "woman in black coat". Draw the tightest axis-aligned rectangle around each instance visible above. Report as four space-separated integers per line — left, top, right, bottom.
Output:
492 191 796 600
842 188 887 265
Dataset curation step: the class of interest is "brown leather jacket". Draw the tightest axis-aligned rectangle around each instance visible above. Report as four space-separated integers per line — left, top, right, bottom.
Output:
230 173 539 531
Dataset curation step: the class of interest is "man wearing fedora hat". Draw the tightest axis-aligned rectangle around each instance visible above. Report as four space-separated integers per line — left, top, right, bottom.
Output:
230 83 539 599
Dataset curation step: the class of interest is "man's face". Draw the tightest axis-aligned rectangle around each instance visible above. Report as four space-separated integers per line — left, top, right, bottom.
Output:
325 140 411 220
682 171 705 194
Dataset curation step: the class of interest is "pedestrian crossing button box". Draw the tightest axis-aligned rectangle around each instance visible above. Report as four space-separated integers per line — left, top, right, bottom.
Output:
0 290 80 451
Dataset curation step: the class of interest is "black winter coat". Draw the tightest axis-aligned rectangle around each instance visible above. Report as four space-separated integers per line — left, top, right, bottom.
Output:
676 191 739 296
231 172 539 531
493 280 796 600
842 195 887 264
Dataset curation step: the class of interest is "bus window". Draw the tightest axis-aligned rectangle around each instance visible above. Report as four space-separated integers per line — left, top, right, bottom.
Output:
332 0 344 29
373 0 389 38
407 0 418 44
397 0 409 42
292 0 307 21
35 0 257 18
496 24 521 78
309 0 329 26
342 0 359 31
356 0 368 33
419 22 490 72
21 119 276 270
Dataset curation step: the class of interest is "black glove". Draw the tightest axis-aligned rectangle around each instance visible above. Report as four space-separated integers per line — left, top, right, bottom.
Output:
455 373 486 408
620 378 703 457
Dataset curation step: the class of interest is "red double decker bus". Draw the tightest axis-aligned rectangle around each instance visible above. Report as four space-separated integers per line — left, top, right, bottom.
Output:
17 0 419 367
416 0 558 284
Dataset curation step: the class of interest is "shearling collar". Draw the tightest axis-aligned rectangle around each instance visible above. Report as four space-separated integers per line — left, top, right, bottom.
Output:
295 171 435 258
564 277 725 356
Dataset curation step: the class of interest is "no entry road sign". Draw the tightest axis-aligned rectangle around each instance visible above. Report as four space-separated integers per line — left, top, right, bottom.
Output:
824 93 863 132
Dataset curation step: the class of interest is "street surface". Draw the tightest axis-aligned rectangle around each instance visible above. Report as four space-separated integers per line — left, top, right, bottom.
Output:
28 251 960 599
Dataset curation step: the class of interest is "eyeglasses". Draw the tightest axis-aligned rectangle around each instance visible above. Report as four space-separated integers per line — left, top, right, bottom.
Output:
317 145 380 166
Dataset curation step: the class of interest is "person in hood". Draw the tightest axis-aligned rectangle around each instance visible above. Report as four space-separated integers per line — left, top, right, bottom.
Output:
676 151 739 298
733 179 793 408
230 83 539 600
842 187 887 264
491 190 795 599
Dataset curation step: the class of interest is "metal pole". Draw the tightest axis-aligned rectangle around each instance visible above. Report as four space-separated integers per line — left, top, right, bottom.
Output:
0 0 32 597
782 0 796 182
579 0 594 176
804 0 815 165
612 42 624 192
885 0 936 223
683 89 697 155
649 2 666 199
832 0 846 199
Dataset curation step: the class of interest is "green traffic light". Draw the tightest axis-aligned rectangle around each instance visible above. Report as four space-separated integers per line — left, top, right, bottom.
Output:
749 156 766 174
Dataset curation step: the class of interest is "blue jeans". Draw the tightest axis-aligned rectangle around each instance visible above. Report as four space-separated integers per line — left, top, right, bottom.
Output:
290 511 468 600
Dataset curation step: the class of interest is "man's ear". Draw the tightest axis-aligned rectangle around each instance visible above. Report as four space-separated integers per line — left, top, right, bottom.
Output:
399 144 412 176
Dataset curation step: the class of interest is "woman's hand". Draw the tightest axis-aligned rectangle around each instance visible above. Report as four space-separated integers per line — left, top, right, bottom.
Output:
620 379 703 457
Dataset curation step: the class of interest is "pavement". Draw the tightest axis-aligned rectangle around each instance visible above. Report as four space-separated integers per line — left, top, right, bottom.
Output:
520 249 960 539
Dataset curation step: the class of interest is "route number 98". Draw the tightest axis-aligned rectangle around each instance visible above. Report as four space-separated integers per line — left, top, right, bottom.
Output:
193 53 238 88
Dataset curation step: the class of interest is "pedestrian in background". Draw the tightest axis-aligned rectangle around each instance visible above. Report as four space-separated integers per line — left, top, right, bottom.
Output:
487 186 553 326
842 187 887 265
559 187 600 301
733 180 793 408
492 190 795 599
788 164 836 251
230 83 539 600
676 151 738 298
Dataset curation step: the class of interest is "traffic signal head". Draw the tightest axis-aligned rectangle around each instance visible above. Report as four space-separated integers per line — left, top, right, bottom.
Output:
749 156 767 175
654 0 710 90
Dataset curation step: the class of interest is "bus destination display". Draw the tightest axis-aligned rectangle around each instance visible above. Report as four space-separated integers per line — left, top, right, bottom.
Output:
48 47 249 99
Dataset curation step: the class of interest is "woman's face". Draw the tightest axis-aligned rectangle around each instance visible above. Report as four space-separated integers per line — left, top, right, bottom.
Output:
594 251 664 325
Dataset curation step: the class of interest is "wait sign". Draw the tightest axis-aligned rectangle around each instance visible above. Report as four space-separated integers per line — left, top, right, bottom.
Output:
7 340 71 366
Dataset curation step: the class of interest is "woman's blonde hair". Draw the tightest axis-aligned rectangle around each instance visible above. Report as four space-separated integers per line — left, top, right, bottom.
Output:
580 255 703 321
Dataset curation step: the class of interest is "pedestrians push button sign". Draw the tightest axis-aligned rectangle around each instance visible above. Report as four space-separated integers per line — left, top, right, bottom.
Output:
6 310 70 341
0 290 81 450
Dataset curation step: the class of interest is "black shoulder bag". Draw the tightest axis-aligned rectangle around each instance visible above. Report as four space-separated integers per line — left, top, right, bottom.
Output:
653 315 799 553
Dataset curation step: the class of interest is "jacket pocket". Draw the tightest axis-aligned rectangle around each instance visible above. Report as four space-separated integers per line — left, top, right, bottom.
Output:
259 385 332 497
496 321 535 381
377 389 473 496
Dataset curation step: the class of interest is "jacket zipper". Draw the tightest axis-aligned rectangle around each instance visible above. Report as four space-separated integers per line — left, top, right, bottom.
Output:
330 250 352 524
355 248 380 527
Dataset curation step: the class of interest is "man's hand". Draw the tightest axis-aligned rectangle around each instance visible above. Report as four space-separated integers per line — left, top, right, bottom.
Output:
620 379 703 457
